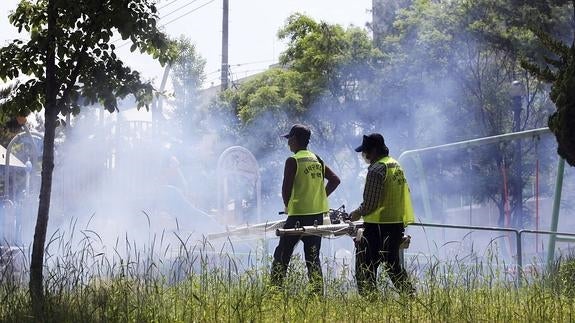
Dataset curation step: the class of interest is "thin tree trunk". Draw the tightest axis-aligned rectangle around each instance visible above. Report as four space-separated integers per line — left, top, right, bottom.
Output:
29 0 57 314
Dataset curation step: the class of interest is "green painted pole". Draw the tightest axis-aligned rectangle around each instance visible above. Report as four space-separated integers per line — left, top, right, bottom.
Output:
547 158 565 269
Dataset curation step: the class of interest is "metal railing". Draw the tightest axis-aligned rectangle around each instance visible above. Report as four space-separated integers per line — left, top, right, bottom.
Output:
405 222 575 286
397 127 552 223
395 127 568 268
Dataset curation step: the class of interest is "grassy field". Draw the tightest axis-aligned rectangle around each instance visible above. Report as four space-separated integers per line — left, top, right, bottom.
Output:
2 230 575 322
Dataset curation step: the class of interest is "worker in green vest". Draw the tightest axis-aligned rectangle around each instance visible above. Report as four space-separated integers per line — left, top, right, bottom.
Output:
350 133 415 296
270 124 341 294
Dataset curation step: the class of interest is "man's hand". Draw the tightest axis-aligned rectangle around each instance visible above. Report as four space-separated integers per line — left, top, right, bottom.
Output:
350 211 361 222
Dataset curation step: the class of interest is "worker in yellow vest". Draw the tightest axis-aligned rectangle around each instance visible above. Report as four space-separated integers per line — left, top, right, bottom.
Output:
350 133 415 296
271 124 341 294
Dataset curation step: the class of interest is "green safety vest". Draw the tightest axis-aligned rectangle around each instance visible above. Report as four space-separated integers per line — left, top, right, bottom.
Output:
363 156 415 226
287 150 329 216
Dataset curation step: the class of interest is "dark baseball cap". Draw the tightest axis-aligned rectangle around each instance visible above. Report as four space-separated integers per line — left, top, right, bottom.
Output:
355 133 386 152
282 124 311 142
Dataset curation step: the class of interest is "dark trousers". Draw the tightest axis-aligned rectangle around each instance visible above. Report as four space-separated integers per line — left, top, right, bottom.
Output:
355 222 414 296
270 214 323 292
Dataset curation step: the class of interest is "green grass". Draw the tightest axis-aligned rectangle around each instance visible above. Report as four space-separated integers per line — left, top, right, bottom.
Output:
2 227 575 322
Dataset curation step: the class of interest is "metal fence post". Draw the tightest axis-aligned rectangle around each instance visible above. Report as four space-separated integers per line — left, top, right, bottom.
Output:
516 230 522 287
547 158 565 269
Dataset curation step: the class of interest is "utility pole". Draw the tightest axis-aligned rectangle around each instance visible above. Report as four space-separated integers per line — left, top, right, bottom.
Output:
220 0 229 91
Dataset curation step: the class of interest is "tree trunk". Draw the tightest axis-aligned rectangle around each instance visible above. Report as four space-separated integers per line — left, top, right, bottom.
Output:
29 0 57 314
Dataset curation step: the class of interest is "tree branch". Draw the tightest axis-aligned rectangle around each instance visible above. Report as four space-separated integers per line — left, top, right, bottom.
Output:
58 0 107 112
57 53 85 112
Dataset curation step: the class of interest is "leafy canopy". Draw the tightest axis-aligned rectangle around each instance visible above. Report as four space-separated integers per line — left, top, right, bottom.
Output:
170 35 207 136
522 7 575 166
0 0 178 121
219 13 382 125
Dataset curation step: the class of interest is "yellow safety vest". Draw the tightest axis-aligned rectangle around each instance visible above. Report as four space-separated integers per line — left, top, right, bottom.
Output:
363 156 415 226
287 150 329 216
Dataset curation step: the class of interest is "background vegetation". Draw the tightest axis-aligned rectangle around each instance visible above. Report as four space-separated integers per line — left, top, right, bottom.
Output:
2 230 575 322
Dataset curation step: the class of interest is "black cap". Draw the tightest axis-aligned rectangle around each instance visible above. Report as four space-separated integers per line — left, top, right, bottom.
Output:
355 133 386 152
282 124 311 142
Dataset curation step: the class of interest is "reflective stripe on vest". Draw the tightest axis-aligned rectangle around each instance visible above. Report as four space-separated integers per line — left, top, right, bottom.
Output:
363 156 415 226
287 150 329 216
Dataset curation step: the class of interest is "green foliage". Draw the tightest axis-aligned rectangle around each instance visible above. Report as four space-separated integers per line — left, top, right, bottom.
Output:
383 0 564 224
521 4 575 166
0 0 178 120
172 36 206 91
217 13 382 126
547 255 575 297
223 68 305 123
278 13 383 102
170 35 207 137
0 84 24 147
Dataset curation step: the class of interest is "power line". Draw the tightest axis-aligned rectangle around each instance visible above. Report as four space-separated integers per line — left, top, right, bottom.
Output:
204 60 277 78
161 0 203 20
204 67 269 89
205 77 222 85
229 68 268 85
205 69 221 76
158 0 183 10
110 0 203 45
229 59 277 67
163 0 215 26
116 0 216 49
233 68 268 75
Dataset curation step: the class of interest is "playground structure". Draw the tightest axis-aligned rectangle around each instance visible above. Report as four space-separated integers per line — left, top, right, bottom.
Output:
1 127 41 247
217 146 261 226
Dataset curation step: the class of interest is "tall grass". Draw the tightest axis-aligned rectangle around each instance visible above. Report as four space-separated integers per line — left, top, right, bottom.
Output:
1 222 575 322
